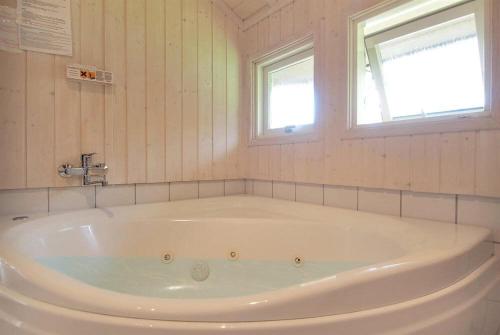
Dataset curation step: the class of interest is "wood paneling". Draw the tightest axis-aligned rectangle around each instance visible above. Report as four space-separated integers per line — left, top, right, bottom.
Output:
146 0 166 183
80 0 105 164
182 0 199 181
241 0 500 197
26 52 55 188
0 51 26 189
0 0 243 189
164 0 183 182
212 7 227 179
197 0 213 180
126 0 146 183
55 0 81 187
104 0 127 184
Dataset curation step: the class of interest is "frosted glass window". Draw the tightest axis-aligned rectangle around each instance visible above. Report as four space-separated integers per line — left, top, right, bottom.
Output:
268 57 315 129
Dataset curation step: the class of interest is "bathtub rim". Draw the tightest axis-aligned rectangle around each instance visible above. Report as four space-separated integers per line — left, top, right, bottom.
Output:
1 255 499 335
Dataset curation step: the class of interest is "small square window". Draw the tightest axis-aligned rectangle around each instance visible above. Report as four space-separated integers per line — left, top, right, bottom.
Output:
350 0 490 130
251 37 315 144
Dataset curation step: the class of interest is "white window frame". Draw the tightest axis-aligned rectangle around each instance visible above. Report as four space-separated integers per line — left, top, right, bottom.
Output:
250 35 319 146
346 0 498 139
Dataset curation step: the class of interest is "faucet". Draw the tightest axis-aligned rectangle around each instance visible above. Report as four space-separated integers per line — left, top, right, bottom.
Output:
58 153 108 186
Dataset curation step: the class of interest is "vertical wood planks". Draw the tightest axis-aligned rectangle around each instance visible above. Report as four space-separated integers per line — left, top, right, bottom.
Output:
410 134 440 193
280 144 294 181
182 0 198 181
0 50 26 189
197 0 213 180
26 52 55 187
475 130 500 197
226 17 241 179
165 0 183 182
126 0 146 183
212 8 227 179
268 11 280 47
104 0 127 184
440 132 475 194
80 0 105 163
280 4 293 42
362 137 385 188
54 0 81 187
384 136 410 190
146 0 166 182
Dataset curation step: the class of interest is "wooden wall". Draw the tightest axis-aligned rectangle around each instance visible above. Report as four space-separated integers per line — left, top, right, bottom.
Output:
0 0 243 190
242 0 500 198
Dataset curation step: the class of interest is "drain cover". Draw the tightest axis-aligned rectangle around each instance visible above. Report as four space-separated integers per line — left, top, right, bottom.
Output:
191 262 210 281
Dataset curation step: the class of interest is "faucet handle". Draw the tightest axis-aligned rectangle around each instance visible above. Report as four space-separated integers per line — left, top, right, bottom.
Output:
81 152 96 158
81 153 96 166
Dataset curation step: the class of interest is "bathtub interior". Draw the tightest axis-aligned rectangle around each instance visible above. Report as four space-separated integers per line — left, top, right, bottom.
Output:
5 209 408 299
0 196 492 304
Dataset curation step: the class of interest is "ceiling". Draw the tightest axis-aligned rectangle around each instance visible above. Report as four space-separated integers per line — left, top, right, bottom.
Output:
223 0 270 21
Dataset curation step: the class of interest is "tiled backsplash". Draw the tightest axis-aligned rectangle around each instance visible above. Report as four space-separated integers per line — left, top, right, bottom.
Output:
1 178 498 243
0 180 245 217
245 179 500 243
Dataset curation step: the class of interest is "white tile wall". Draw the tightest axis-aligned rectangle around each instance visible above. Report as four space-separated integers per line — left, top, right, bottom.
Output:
402 192 456 223
0 188 48 216
358 188 400 216
136 183 170 204
253 180 272 197
324 185 357 210
199 181 225 198
458 196 500 242
272 182 295 201
170 181 199 201
225 180 245 195
2 178 500 249
296 183 323 205
96 184 135 208
49 186 95 212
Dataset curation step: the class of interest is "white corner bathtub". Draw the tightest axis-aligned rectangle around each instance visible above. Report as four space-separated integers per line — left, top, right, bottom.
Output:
0 195 499 335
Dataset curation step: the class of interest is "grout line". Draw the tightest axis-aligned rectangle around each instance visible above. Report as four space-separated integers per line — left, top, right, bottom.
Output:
399 190 403 217
46 188 50 213
144 1 148 183
168 182 171 202
455 194 459 224
322 184 325 205
356 186 359 211
134 183 137 204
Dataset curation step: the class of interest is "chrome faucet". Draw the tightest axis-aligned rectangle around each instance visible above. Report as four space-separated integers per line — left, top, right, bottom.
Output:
58 153 108 186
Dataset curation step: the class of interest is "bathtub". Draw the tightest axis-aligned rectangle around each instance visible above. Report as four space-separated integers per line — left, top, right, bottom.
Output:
0 195 498 334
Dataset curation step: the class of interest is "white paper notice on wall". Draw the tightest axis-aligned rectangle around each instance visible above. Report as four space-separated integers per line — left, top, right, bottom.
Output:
17 0 72 56
0 5 21 53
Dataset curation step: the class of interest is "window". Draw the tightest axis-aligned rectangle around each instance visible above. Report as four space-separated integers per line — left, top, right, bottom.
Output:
252 37 315 144
351 0 490 130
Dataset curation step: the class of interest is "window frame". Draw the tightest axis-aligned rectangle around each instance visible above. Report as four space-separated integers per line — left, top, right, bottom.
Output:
250 35 319 146
346 0 498 139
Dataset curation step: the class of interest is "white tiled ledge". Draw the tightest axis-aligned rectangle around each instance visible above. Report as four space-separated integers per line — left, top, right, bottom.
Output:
2 178 499 243
0 180 245 217
246 179 500 243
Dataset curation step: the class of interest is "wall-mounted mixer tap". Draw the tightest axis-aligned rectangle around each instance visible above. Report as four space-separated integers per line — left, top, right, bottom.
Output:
58 153 108 186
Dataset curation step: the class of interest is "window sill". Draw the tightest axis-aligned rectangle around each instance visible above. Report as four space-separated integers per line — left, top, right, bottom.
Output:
249 130 321 146
342 113 500 139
